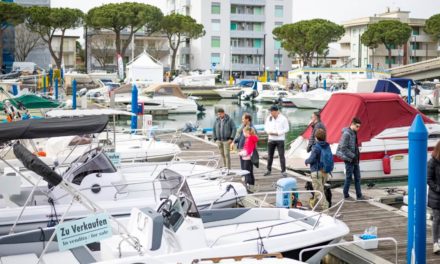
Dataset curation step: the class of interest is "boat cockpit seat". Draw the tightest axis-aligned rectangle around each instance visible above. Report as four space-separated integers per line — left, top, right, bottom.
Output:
40 251 80 264
0 253 38 264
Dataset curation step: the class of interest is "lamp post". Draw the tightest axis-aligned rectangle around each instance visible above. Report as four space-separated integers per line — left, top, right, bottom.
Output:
277 48 281 78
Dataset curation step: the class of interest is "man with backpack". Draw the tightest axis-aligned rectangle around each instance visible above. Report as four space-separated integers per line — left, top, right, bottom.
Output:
305 128 333 210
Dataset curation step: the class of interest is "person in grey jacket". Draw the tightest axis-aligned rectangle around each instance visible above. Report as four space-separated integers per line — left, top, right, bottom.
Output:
213 108 236 169
336 117 364 200
307 111 326 153
234 113 255 170
428 141 440 254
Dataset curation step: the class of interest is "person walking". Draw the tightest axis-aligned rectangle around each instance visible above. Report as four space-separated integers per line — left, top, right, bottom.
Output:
336 117 364 200
213 108 236 170
234 113 255 170
239 126 259 192
307 111 326 153
428 141 440 254
264 105 289 177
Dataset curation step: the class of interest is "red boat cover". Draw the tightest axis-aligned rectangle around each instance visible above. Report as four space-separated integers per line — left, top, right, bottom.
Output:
302 93 435 144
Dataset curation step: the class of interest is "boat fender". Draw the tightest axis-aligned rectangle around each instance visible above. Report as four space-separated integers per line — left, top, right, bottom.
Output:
382 154 391 175
35 151 46 157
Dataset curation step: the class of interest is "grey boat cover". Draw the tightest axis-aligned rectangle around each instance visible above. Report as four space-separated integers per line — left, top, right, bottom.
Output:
0 115 108 143
13 143 62 186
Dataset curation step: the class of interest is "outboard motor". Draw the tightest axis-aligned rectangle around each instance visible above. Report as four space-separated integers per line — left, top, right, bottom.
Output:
78 88 88 97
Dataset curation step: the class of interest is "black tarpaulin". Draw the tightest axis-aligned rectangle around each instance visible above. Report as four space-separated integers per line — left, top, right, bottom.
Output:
0 115 109 143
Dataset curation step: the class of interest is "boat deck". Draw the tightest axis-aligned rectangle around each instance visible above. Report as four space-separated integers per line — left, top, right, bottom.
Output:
157 132 440 264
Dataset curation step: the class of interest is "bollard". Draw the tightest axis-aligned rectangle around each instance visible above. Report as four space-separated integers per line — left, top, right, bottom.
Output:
49 68 53 86
72 79 77 110
407 81 412 105
407 114 428 264
43 72 47 95
323 79 327 91
131 84 138 133
54 78 58 100
12 84 18 96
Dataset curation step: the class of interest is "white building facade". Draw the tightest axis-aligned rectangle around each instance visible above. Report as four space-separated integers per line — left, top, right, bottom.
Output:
167 0 292 79
339 8 438 69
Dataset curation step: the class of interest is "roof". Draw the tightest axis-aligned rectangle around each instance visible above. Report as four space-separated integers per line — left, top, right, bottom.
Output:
302 93 434 144
0 116 109 143
141 83 186 99
127 51 162 68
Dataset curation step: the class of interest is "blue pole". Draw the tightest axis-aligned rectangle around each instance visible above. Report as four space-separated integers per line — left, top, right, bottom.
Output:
49 68 53 86
131 84 138 133
43 73 47 95
72 79 77 110
54 78 59 101
12 84 18 96
407 114 428 264
407 81 412 105
323 79 327 90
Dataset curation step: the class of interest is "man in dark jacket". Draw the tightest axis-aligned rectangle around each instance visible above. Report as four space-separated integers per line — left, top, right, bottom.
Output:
428 142 440 254
336 117 364 200
307 111 326 153
213 108 236 169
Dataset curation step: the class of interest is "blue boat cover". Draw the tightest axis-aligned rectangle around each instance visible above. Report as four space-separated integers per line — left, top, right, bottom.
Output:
388 78 416 88
238 80 258 90
374 80 401 94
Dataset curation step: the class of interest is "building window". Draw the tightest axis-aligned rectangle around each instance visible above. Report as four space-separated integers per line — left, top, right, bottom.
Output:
211 36 220 48
211 2 220 14
230 22 237 31
274 40 281 49
254 39 262 48
275 5 283 17
411 42 420 50
412 27 420 36
275 22 283 28
212 19 220 31
274 54 282 66
410 57 419 63
254 6 263 15
385 56 397 65
211 53 221 64
254 23 263 32
231 5 237 14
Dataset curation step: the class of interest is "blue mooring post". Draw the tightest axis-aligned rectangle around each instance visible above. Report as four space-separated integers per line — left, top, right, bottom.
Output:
407 81 412 105
43 72 47 95
54 78 59 101
11 84 18 96
49 68 53 86
72 79 77 110
407 114 428 264
131 84 138 133
323 79 327 90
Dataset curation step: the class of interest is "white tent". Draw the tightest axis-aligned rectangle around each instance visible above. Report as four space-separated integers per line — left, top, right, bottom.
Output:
126 51 163 84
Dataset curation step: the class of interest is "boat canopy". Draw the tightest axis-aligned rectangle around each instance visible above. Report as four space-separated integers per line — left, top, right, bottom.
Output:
302 93 434 144
388 78 416 88
142 83 186 99
373 80 401 94
0 94 60 109
237 80 257 90
0 115 108 143
46 109 134 117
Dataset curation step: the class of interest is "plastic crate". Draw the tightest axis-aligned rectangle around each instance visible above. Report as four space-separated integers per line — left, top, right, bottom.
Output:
353 234 378 249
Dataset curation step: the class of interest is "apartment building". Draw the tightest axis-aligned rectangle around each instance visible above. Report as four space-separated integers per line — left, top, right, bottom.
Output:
339 8 438 69
86 29 170 72
167 0 292 79
51 35 79 68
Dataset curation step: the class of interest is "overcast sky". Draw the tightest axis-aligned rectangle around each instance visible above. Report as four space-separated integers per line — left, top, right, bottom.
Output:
51 0 439 39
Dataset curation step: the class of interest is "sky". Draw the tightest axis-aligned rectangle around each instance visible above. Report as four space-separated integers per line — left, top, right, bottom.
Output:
51 0 440 39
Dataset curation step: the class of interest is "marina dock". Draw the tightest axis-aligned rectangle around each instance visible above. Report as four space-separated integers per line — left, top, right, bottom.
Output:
162 132 440 264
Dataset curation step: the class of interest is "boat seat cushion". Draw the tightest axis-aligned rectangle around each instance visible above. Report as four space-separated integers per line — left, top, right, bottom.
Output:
1 253 39 264
41 251 80 264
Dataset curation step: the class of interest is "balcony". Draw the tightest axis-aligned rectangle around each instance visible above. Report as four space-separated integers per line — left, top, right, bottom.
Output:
177 0 190 7
230 30 265 38
410 35 432 42
180 46 190 54
231 63 262 71
230 0 266 6
230 13 266 22
413 49 438 57
231 47 264 55
338 35 351 44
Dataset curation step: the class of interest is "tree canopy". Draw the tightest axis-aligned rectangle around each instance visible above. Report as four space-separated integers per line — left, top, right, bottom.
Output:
272 19 344 66
361 20 411 68
160 13 205 71
0 2 25 69
86 2 163 59
26 6 83 69
425 14 440 40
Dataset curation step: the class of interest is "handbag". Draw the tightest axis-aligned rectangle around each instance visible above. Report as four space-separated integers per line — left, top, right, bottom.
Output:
251 149 259 168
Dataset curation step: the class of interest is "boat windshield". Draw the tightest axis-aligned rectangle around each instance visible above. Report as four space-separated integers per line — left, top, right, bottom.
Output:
63 148 117 185
262 84 272 91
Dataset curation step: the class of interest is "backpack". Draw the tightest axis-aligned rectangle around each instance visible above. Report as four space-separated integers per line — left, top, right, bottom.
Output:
315 143 334 173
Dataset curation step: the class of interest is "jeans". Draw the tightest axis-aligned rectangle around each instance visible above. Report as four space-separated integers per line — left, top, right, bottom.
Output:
433 209 440 244
267 140 286 172
217 141 231 169
343 162 362 198
243 159 255 185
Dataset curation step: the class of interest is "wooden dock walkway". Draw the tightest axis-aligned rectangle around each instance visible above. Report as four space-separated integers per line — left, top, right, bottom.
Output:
157 132 440 264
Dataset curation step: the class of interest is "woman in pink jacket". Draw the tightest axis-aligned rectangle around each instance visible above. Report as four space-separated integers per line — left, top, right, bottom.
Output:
239 126 259 192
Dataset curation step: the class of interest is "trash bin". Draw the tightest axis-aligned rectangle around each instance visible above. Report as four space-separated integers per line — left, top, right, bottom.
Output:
276 177 298 208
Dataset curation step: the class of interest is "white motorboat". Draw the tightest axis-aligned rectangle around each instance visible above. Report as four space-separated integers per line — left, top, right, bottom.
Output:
286 92 440 181
172 70 218 87
253 83 295 103
288 89 332 109
214 80 257 99
0 168 348 264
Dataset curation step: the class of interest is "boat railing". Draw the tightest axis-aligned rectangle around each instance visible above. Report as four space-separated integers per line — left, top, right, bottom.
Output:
208 192 345 248
298 237 398 264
